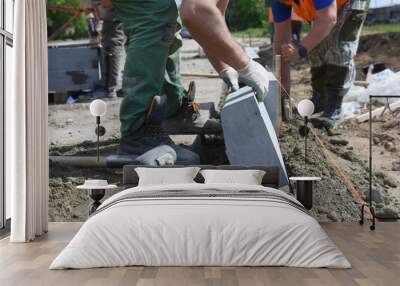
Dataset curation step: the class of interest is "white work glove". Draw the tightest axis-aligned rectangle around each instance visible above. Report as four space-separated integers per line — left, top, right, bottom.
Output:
237 59 271 101
219 67 240 93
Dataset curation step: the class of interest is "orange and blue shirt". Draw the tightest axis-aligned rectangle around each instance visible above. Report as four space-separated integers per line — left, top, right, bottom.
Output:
272 0 348 23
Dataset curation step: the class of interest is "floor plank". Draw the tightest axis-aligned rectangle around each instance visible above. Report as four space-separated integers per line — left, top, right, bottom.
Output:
0 222 399 286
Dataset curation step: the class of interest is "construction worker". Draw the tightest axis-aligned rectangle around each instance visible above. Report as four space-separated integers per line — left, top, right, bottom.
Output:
98 5 125 98
265 1 304 44
105 0 203 164
180 0 273 100
84 0 125 98
271 0 370 128
266 5 275 43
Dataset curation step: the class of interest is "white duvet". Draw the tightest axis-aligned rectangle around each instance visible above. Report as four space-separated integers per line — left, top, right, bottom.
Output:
50 183 350 269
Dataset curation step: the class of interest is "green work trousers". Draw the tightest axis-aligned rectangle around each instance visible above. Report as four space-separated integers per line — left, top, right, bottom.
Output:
112 0 185 136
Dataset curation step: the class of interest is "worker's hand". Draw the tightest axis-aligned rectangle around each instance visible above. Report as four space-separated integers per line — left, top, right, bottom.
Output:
102 0 112 10
219 67 240 93
237 59 272 101
282 43 300 62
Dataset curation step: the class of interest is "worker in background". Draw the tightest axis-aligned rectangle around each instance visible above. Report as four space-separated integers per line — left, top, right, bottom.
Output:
265 1 303 44
272 0 370 128
104 0 204 163
266 6 275 43
86 0 125 98
97 3 125 98
290 10 303 44
180 0 273 100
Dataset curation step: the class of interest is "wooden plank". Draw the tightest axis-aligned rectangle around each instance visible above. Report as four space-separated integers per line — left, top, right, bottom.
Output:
356 101 400 123
274 55 283 130
1 222 400 285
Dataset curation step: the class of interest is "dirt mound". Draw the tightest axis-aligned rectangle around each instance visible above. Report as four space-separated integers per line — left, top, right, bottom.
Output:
281 118 400 222
358 32 400 55
280 120 360 222
356 32 400 72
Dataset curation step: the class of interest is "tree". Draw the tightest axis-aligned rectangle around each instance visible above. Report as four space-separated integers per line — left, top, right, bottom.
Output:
47 0 88 40
227 0 266 31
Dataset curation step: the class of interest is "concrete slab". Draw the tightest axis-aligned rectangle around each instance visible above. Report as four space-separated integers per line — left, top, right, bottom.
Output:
221 88 288 187
224 76 280 134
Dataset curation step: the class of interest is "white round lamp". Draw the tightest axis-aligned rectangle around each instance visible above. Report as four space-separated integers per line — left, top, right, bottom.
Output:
297 99 315 164
90 99 107 117
297 99 315 118
89 99 107 163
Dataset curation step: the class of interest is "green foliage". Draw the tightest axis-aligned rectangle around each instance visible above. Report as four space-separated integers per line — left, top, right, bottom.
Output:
233 27 269 38
362 23 400 35
227 0 266 32
47 0 88 40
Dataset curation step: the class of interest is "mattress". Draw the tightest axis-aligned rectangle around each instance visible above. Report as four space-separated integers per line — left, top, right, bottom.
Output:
50 183 351 269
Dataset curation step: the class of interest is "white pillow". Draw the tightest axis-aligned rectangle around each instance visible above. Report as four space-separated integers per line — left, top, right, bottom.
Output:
200 169 266 185
135 167 201 186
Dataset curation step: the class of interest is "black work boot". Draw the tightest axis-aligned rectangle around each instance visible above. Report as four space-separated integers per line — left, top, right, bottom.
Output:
310 65 349 130
310 89 343 130
119 95 200 164
163 81 222 134
182 81 199 121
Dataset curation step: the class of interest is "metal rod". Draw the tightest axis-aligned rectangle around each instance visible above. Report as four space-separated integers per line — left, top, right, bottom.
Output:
368 95 377 230
305 117 308 164
180 72 219 78
369 96 372 210
96 116 100 164
274 55 283 132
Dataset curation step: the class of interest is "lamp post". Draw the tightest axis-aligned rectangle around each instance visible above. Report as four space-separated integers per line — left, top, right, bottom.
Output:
297 99 315 164
89 99 107 163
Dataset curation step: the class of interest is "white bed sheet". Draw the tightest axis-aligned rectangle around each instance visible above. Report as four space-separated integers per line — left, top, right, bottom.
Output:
50 183 350 269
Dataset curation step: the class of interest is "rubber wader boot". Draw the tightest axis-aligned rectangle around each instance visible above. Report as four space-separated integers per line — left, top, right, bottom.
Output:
310 89 343 130
310 65 327 114
119 95 200 164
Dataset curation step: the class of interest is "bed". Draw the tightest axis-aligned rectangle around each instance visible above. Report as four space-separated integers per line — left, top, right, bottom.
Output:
50 165 350 269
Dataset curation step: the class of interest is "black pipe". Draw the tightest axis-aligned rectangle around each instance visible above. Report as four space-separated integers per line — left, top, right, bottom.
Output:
49 155 140 168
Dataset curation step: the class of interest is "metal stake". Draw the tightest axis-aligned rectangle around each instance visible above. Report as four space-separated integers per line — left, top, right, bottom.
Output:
96 116 100 163
305 116 308 164
367 95 376 230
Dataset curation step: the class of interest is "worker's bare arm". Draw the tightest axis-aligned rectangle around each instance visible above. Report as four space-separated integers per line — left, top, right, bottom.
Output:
279 2 337 62
202 0 231 73
181 0 272 100
102 0 112 10
180 0 249 70
301 1 337 51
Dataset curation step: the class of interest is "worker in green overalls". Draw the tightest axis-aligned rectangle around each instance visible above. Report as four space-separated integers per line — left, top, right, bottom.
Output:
103 0 202 163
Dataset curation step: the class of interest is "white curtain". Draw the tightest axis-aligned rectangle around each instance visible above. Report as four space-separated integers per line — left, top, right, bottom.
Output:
8 0 49 242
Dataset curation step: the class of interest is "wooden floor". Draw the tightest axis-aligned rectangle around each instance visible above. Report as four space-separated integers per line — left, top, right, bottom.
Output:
0 222 399 286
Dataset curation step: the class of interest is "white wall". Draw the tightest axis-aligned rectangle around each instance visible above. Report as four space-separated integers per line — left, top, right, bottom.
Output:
5 44 12 220
5 0 14 220
5 0 13 33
